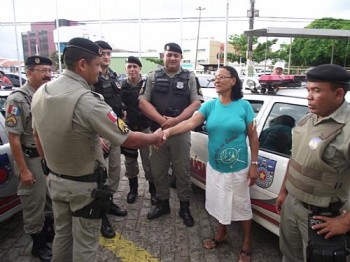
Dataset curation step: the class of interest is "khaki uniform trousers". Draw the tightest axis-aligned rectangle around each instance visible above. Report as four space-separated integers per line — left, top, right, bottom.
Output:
280 193 309 262
125 128 153 182
16 156 49 234
47 174 101 262
151 132 191 201
105 143 121 194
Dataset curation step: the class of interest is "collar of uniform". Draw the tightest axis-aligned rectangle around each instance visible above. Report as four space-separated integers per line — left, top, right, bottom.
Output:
126 74 142 86
313 100 348 125
164 67 182 78
62 70 92 91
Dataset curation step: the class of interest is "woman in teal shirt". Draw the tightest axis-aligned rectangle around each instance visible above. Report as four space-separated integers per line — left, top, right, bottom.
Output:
163 66 259 262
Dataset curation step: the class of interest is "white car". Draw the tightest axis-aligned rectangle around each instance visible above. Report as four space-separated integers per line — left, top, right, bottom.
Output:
190 87 350 236
0 89 21 222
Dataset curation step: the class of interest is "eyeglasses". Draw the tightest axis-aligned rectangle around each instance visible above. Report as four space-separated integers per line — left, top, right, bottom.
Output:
212 75 233 81
102 51 111 56
32 68 52 74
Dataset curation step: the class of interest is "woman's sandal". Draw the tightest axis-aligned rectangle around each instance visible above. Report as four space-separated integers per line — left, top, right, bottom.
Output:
238 249 252 262
203 235 228 249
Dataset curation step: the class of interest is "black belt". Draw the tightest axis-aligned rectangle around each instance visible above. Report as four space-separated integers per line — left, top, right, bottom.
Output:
301 201 343 214
22 145 39 158
50 170 98 182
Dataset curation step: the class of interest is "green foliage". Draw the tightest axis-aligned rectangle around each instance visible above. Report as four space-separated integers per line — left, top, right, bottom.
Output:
289 18 350 66
146 58 163 66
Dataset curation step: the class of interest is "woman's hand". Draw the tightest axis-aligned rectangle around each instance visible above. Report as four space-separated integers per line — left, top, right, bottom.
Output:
248 164 259 187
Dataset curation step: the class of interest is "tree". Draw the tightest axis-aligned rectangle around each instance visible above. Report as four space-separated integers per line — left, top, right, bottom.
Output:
290 18 350 66
145 58 163 66
228 34 258 63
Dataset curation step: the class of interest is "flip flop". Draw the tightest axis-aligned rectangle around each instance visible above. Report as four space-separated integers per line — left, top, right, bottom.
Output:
203 235 228 249
238 249 252 262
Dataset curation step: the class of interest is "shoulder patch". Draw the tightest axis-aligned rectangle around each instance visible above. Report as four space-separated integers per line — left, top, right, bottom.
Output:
7 104 21 116
107 110 129 133
5 115 17 127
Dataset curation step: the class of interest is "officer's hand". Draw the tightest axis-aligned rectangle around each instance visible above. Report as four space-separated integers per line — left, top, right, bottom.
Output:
161 116 179 130
153 128 165 148
99 137 109 153
20 169 36 186
312 211 350 239
275 191 287 215
163 129 170 140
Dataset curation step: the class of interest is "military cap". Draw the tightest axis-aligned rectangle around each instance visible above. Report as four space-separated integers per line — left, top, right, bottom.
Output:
64 37 102 56
25 56 52 67
307 64 350 84
164 42 182 54
95 40 112 50
125 56 142 67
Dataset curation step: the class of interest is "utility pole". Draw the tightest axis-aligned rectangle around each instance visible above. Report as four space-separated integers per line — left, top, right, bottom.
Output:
194 6 205 71
246 0 259 77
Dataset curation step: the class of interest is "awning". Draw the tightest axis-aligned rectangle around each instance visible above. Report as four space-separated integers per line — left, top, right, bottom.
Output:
244 27 350 40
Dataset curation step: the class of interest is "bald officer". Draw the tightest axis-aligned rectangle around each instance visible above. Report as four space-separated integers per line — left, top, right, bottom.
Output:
5 56 53 261
139 42 203 227
31 37 164 262
276 64 350 262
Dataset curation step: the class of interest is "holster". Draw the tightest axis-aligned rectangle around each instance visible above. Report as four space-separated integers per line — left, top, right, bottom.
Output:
307 213 349 262
121 146 138 159
41 158 50 176
71 166 113 219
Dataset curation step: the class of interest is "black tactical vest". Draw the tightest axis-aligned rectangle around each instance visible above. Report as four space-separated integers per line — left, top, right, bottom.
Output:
94 69 123 117
121 78 149 130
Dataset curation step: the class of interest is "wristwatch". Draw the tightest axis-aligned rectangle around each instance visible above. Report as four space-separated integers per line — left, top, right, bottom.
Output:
251 161 258 165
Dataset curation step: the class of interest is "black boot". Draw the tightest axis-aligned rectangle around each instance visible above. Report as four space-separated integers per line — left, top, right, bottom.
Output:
100 214 116 239
147 199 170 220
30 232 52 262
108 203 127 216
42 213 55 243
148 182 158 206
127 177 138 204
179 201 194 227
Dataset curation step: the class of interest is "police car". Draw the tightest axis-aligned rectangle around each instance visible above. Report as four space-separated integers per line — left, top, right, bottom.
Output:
0 89 21 223
190 86 350 236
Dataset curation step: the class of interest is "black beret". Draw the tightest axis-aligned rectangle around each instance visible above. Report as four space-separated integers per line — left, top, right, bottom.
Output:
95 40 112 50
164 42 182 54
25 56 52 67
64 37 102 56
126 56 142 67
307 64 350 84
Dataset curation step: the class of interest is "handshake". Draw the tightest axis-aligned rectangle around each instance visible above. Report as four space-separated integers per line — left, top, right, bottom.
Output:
152 128 171 149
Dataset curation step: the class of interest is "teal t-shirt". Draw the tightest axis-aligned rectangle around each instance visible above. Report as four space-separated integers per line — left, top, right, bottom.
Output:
198 98 255 173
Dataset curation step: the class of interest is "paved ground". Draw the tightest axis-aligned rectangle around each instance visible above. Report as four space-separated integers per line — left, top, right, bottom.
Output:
0 159 282 262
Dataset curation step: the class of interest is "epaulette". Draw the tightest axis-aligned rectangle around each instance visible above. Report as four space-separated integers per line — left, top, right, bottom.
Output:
90 91 104 101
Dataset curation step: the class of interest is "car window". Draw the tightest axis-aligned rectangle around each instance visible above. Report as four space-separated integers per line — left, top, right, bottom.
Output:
259 102 308 156
247 100 264 114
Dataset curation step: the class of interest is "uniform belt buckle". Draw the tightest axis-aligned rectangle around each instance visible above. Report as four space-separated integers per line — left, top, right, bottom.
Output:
24 149 32 157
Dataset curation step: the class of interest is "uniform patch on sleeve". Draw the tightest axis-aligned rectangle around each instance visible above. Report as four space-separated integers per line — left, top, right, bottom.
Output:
107 111 129 133
5 115 17 127
7 105 21 116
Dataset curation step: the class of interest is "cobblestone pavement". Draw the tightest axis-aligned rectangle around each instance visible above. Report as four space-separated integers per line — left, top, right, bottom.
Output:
0 160 282 262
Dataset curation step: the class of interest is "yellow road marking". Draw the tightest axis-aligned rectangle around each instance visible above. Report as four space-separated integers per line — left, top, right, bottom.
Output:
100 233 160 262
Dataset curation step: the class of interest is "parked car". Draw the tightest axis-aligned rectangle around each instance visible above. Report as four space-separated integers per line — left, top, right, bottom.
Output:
5 73 27 87
189 87 350 236
196 74 215 88
0 90 21 223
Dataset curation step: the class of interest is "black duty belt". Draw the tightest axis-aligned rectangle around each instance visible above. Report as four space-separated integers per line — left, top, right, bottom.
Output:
127 123 149 131
301 201 343 214
22 145 39 158
50 170 98 182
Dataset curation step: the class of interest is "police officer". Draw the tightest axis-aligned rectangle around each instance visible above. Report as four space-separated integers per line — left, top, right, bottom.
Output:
139 42 203 227
121 56 156 205
276 64 350 262
31 37 164 262
5 56 53 261
93 40 127 239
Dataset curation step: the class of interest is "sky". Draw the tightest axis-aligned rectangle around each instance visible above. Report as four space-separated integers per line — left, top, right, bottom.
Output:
0 0 349 60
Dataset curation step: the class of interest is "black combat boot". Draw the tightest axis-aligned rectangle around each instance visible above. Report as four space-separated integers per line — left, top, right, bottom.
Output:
100 214 116 239
179 201 194 227
148 181 158 206
42 213 55 243
147 199 170 220
127 177 138 204
108 203 127 216
30 232 52 262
